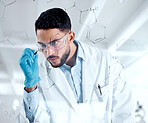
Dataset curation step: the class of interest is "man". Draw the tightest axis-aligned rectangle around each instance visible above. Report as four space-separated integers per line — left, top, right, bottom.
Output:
18 8 135 123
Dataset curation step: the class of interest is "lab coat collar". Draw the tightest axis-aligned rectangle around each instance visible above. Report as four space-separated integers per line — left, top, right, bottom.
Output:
74 40 86 62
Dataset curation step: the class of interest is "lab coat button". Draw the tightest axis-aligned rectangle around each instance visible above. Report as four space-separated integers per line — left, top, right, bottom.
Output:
27 97 31 101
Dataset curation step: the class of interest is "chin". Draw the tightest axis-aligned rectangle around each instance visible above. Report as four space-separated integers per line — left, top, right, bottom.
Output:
50 62 62 68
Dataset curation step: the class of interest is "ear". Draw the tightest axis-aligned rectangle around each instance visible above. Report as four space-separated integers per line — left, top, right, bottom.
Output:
68 32 75 43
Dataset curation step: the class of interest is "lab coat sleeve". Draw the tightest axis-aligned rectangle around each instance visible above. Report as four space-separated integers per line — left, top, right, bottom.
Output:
111 58 135 123
17 87 51 123
23 87 40 122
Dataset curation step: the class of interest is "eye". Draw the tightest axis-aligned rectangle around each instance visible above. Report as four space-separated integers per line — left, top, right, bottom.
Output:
50 41 58 46
41 43 47 48
38 42 47 48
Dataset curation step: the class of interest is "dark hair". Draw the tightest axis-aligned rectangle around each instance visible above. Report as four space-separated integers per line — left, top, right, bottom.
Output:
35 8 71 33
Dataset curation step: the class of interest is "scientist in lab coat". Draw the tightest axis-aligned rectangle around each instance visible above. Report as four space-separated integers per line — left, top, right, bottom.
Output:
18 8 135 123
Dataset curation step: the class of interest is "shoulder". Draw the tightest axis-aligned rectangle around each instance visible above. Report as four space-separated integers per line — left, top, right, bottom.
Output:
78 41 112 62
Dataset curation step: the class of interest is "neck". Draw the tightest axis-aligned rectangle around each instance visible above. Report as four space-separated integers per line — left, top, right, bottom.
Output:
65 42 77 67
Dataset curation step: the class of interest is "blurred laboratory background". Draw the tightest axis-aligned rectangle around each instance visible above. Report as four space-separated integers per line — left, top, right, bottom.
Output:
0 0 148 122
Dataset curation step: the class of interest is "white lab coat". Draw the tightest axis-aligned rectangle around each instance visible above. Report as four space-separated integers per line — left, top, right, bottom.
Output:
17 41 135 123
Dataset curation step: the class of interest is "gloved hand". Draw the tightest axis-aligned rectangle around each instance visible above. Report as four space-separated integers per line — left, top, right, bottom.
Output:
19 48 41 88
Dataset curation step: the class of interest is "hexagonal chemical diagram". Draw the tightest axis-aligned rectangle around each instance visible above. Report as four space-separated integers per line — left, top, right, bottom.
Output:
0 39 15 46
0 0 16 22
0 1 5 22
0 0 16 6
87 22 106 44
46 0 75 9
46 0 54 3
80 10 97 26
76 0 93 12
66 3 82 33
8 31 29 45
0 31 29 46
0 32 14 45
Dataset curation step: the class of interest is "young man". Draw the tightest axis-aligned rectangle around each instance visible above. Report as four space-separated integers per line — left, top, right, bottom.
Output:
18 8 135 123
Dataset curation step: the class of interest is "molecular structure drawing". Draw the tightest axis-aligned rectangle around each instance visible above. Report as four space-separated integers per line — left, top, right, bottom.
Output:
115 38 147 53
65 2 98 26
46 0 54 3
65 2 82 28
0 0 107 45
86 22 106 44
0 31 29 46
0 0 16 22
64 1 107 44
127 39 145 51
79 7 99 26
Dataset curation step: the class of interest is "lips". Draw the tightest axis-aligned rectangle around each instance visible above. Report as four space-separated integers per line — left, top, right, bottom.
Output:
48 57 58 63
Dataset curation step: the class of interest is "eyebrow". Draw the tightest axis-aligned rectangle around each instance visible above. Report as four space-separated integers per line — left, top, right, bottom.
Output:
37 33 65 44
37 42 45 45
50 33 61 41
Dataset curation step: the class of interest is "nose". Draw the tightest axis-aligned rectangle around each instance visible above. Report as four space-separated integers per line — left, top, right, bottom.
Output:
44 48 56 56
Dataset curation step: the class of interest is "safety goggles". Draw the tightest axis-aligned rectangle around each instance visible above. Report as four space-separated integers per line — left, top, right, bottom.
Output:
37 33 68 51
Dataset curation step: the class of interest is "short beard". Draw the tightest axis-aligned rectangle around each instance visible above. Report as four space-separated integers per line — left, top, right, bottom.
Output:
47 46 70 68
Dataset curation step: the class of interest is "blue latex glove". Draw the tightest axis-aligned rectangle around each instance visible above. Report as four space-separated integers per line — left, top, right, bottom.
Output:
19 48 41 88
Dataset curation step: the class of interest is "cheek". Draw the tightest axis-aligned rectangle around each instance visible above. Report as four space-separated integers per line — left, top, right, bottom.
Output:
57 49 65 58
59 44 69 56
42 51 48 58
